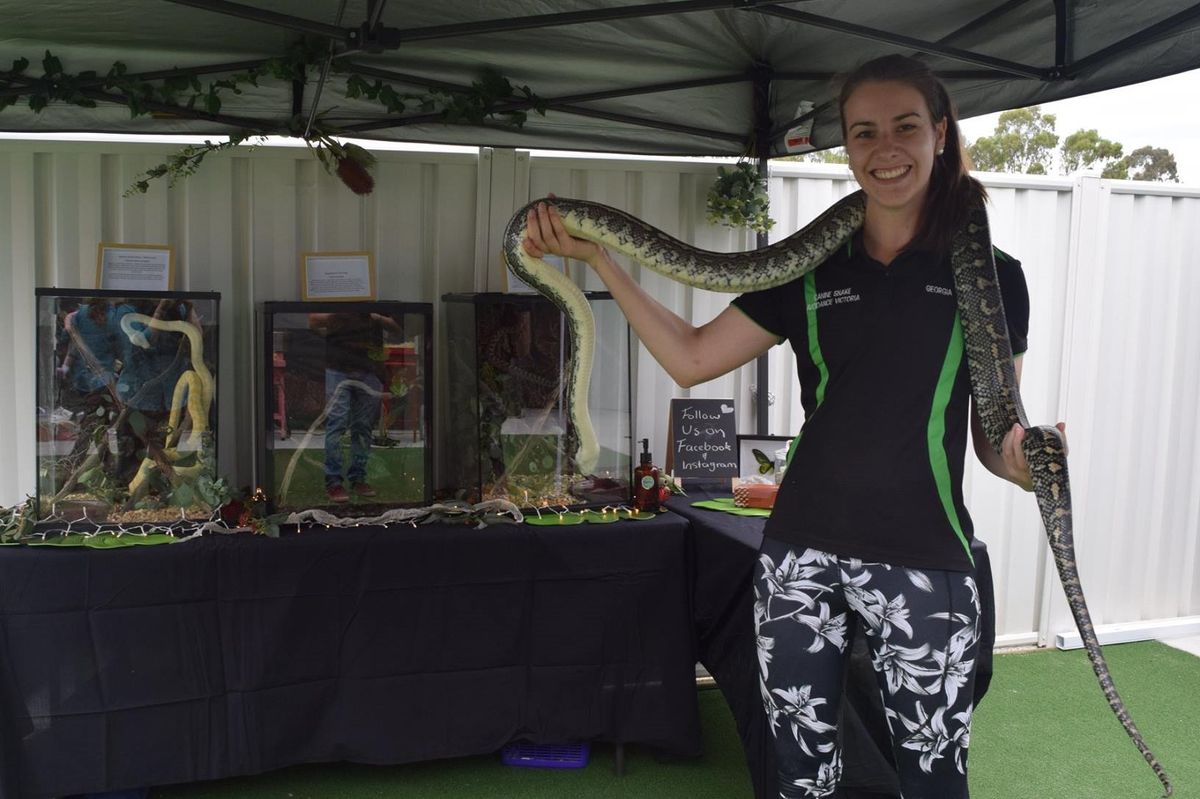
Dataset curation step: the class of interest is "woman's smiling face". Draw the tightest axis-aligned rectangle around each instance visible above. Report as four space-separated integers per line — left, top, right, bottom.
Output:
842 80 947 216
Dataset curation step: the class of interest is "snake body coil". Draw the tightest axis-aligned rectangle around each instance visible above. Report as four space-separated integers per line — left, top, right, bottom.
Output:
119 313 215 498
502 190 1171 796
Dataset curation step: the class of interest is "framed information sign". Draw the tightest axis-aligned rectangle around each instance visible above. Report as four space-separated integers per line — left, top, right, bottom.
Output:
95 243 175 291
301 251 376 301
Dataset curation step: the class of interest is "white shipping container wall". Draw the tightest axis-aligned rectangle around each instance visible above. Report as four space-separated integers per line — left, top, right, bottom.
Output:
0 140 1197 646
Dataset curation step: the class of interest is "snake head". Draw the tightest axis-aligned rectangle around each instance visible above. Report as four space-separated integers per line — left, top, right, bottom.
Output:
128 329 150 349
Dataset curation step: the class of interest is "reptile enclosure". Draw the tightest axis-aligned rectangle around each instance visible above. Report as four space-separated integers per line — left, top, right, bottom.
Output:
34 288 220 525
440 291 633 508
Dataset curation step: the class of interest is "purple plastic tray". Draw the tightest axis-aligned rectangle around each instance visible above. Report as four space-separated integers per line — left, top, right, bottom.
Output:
500 741 590 769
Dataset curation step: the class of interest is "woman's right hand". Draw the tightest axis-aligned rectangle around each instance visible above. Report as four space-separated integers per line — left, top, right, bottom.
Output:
521 200 605 266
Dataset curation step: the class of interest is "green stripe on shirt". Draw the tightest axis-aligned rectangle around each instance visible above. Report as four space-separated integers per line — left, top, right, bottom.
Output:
927 312 974 566
789 272 832 467
804 272 830 406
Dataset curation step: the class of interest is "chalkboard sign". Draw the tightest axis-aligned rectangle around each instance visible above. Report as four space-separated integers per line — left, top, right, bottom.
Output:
668 398 738 480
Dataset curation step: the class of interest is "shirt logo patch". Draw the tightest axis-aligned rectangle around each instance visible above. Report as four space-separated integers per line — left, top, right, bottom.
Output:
807 286 861 310
925 284 953 296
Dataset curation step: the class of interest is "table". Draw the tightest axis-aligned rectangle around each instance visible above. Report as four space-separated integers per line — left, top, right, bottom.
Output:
673 488 996 799
0 514 699 799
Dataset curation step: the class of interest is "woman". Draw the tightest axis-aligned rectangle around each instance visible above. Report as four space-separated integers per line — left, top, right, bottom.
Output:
523 54 1064 798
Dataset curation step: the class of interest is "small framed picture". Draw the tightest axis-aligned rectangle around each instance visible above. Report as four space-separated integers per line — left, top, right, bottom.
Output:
95 243 175 291
301 251 376 301
736 434 794 479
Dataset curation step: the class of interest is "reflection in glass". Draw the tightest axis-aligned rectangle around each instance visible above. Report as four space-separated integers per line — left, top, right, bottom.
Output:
441 292 632 509
35 289 221 524
261 302 433 512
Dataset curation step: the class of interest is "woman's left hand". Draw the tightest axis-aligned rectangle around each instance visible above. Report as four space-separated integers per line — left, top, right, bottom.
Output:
1001 422 1068 491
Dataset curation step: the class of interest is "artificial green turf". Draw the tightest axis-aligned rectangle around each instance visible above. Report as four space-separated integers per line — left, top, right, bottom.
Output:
272 445 426 507
970 641 1197 798
152 642 1197 798
153 688 754 799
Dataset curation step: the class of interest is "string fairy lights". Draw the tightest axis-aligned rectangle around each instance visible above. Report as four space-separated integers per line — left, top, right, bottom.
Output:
2 491 660 544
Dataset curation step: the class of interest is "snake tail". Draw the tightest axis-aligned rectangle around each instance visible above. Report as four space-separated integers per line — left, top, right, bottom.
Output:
955 209 1171 798
1025 426 1173 797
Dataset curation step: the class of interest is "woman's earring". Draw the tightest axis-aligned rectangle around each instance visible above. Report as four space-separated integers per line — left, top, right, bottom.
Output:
936 147 945 156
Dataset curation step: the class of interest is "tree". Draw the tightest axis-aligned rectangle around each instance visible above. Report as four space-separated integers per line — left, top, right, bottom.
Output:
804 147 849 164
1061 129 1123 174
968 107 1059 174
967 109 1181 181
778 148 849 164
1104 146 1180 182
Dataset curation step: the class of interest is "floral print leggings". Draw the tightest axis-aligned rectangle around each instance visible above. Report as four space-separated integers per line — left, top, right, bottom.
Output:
754 537 981 799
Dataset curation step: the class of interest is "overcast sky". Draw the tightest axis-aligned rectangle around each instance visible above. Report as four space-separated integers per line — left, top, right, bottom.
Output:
957 67 1200 185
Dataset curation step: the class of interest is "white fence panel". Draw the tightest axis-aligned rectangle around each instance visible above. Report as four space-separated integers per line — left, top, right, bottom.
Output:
1047 182 1200 641
966 176 1077 643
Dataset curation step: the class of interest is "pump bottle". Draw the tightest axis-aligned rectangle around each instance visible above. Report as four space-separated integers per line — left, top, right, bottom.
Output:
633 438 661 512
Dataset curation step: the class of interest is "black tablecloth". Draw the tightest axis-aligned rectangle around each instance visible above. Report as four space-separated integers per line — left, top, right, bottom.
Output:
0 514 699 799
673 489 996 799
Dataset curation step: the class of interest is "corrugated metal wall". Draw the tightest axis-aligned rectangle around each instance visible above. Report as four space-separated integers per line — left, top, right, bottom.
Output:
1 140 1197 644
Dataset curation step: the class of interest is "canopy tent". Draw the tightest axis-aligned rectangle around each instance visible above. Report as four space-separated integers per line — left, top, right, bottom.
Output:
8 0 1198 433
3 7 1197 799
3 0 1200 158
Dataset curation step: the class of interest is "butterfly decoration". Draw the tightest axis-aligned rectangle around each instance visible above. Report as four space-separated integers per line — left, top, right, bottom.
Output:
750 448 773 475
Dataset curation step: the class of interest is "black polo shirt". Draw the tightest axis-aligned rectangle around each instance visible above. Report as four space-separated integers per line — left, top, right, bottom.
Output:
732 234 1029 572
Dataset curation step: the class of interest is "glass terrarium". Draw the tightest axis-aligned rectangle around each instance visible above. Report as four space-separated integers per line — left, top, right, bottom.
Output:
260 302 433 512
35 288 221 524
441 291 632 508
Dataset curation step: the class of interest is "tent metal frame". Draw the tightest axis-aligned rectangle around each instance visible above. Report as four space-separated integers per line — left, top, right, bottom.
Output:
7 1 1199 149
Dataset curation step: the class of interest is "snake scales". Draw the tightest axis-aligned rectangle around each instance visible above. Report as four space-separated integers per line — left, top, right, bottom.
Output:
503 190 1172 797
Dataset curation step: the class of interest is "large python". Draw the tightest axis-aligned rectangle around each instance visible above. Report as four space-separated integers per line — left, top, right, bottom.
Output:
502 190 1172 797
119 313 215 498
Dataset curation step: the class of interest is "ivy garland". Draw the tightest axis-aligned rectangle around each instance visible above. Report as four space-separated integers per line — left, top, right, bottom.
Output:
0 41 548 195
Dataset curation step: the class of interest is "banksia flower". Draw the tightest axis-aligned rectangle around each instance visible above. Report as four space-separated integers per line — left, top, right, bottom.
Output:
219 498 245 526
309 136 378 195
336 155 375 195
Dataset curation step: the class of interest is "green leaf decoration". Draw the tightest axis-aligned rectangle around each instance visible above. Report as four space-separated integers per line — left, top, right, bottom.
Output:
4 46 546 196
524 511 585 526
41 51 63 76
28 532 181 548
378 84 404 114
171 483 194 507
706 160 775 234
